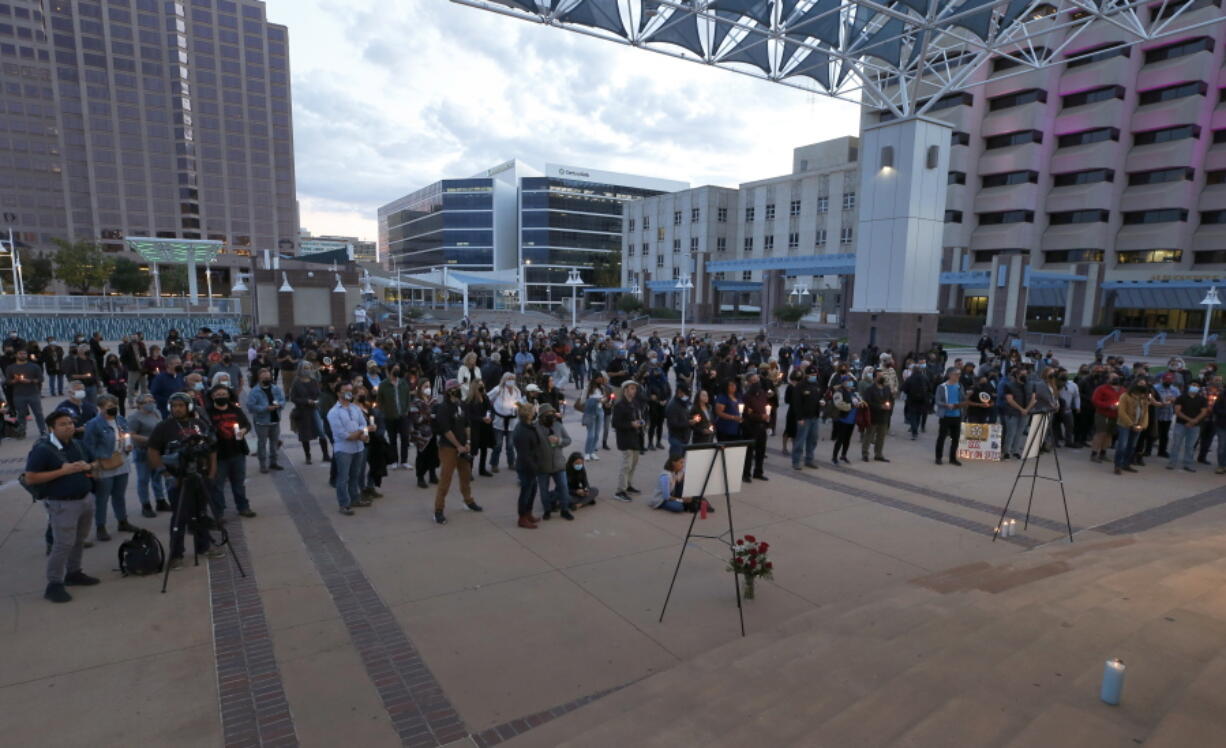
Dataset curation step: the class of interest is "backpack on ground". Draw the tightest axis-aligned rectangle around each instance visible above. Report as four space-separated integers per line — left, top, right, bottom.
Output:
118 529 165 576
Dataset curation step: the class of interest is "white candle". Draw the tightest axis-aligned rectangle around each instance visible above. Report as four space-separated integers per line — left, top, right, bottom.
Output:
1100 659 1125 705
1008 519 1017 536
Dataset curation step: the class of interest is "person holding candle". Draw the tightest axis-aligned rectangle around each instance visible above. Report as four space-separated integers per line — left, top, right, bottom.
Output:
1113 379 1150 475
611 380 646 502
740 372 770 482
689 388 716 444
205 384 255 518
42 336 65 398
63 345 100 406
83 394 135 542
664 381 694 456
713 378 744 444
245 367 286 474
933 368 968 466
1090 375 1125 464
830 376 859 465
129 394 168 517
6 347 46 437
1168 382 1207 472
102 354 128 417
860 373 893 463
578 374 605 461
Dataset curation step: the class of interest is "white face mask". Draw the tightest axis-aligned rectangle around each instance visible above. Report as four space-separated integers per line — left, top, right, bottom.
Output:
71 390 85 400
422 388 432 397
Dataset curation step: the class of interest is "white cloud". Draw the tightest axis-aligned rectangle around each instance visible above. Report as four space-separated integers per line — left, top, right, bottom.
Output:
264 0 861 243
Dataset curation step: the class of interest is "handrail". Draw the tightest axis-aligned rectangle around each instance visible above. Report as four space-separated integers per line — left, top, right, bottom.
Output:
1096 329 1122 350
1031 332 1072 349
1141 331 1168 357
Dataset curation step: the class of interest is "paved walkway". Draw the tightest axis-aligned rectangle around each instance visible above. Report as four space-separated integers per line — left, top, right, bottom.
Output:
2 384 1225 746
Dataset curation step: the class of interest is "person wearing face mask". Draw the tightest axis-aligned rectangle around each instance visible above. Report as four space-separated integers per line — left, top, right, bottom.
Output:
565 452 598 508
664 382 694 456
829 376 859 465
290 364 330 465
641 355 671 451
431 379 483 525
327 383 371 515
1168 381 1207 472
245 367 286 474
740 373 770 482
1001 368 1031 461
129 394 168 516
790 366 825 470
531 403 572 521
377 364 412 470
860 374 893 463
1090 375 1125 464
206 384 255 517
1113 379 1150 475
43 336 65 398
56 382 99 433
409 380 440 489
82 394 135 542
149 356 186 417
63 345 100 404
208 352 244 399
7 347 46 437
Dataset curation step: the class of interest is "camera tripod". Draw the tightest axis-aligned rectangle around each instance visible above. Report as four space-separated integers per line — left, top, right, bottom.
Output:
161 469 246 593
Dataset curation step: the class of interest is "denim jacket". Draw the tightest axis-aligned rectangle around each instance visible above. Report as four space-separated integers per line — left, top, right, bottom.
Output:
245 384 286 426
83 412 131 477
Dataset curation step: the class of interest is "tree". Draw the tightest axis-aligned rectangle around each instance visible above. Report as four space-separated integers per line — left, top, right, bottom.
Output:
616 294 643 313
109 257 152 295
19 250 53 294
773 304 812 323
52 238 113 294
159 264 189 296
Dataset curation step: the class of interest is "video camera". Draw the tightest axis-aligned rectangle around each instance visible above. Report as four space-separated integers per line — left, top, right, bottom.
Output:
163 432 213 477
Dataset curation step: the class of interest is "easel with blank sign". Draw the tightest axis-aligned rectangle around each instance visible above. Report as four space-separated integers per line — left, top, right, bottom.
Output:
992 411 1074 543
658 441 751 637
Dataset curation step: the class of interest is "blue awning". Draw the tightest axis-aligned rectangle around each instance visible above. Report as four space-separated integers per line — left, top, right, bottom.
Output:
450 271 517 287
1027 286 1067 307
940 271 990 285
646 279 680 291
1102 280 1223 310
713 280 763 292
706 253 855 274
1025 268 1087 287
584 287 632 294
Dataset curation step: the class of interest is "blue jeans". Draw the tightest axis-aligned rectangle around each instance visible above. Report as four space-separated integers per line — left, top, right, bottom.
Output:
94 473 129 528
792 417 819 466
492 429 515 469
1003 413 1025 456
668 435 688 456
658 499 687 512
516 466 538 516
49 373 64 397
12 394 45 436
1168 423 1199 469
1113 426 1140 469
333 450 365 508
584 409 604 455
538 470 571 512
211 454 250 513
134 457 166 506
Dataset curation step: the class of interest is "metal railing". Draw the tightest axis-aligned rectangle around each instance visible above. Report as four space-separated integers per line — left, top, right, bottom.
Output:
0 294 241 315
1096 329 1122 350
1141 331 1168 357
1028 332 1072 349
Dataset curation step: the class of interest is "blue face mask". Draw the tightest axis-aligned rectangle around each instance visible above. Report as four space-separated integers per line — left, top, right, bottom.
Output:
807 376 817 383
573 463 584 471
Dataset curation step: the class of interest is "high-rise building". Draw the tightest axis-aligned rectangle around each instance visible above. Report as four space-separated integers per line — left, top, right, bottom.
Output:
298 229 377 264
378 160 685 309
0 0 298 287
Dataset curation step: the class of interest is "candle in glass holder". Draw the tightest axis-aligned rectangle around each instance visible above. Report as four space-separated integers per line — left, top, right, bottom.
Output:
122 431 132 450
1100 659 1125 705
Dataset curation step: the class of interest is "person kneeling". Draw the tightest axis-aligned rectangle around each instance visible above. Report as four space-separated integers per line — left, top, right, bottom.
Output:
565 452 598 508
649 455 713 514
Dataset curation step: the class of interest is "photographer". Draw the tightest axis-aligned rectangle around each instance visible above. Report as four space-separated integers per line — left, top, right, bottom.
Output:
25 410 100 603
147 392 224 569
206 384 255 518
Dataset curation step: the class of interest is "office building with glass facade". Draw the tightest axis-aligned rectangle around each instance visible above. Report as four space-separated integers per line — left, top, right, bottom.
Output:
0 0 297 288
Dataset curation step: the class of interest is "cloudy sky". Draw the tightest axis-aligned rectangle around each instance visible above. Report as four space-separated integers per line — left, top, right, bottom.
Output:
264 0 860 242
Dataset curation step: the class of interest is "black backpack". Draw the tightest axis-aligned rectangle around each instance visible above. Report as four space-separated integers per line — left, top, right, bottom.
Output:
118 529 165 576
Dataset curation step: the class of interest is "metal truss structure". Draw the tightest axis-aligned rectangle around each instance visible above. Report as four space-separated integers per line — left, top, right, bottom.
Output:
452 0 1226 116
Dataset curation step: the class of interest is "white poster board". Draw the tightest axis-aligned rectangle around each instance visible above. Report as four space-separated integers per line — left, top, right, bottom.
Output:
682 443 748 498
957 423 1002 462
1022 413 1049 460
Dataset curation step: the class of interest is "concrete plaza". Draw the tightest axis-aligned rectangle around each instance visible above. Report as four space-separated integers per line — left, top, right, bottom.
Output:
1 378 1225 747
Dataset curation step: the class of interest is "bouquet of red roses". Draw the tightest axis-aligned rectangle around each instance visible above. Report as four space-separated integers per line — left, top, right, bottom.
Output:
728 535 773 599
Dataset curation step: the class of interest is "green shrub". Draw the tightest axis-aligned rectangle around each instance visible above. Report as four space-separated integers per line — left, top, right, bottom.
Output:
1183 344 1217 358
773 304 812 323
616 295 643 313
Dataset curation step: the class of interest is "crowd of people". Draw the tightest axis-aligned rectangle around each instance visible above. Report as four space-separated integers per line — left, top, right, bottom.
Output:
13 322 1224 604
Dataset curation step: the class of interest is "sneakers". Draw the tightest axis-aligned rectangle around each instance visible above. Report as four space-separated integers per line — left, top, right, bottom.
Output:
168 557 186 571
116 520 139 533
560 509 575 521
753 474 769 481
238 509 257 518
203 547 226 560
44 583 71 603
339 506 355 516
433 511 448 525
873 456 890 463
590 453 600 461
353 498 373 508
626 485 642 495
95 526 111 542
804 462 819 469
614 492 632 502
141 505 157 519
64 570 100 586
465 501 484 512
792 464 803 471
417 477 428 489
269 464 284 471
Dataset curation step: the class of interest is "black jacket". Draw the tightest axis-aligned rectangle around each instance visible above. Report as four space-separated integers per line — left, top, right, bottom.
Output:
512 421 539 472
665 396 692 441
611 396 644 451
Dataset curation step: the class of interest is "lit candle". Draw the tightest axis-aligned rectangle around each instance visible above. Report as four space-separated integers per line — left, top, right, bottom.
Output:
738 403 745 417
1008 519 1017 536
765 404 772 419
1100 659 1125 705
122 431 132 450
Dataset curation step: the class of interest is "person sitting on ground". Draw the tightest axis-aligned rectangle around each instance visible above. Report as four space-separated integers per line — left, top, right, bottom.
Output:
564 452 598 508
648 453 711 513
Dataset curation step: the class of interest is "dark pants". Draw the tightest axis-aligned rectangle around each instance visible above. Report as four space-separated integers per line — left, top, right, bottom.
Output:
210 454 250 514
831 421 854 459
742 424 767 478
935 416 961 460
1197 421 1215 462
416 438 439 480
168 476 212 559
1156 420 1172 456
385 416 410 463
647 401 664 447
516 466 538 516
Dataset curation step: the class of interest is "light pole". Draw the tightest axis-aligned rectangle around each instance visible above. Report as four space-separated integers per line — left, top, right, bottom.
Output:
1201 286 1220 347
520 259 531 314
675 272 693 338
564 267 584 329
789 283 811 330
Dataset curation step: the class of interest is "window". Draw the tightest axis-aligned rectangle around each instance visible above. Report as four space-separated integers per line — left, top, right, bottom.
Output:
992 48 1049 72
656 254 664 267
1122 209 1188 224
1202 210 1226 225
1216 130 1226 144
815 229 827 247
1129 167 1194 185
945 210 963 223
789 199 801 216
627 243 635 256
1049 210 1110 224
1194 250 1226 264
840 227 853 245
948 171 967 185
642 216 650 230
673 210 681 226
717 207 727 222
1152 0 1219 21
982 170 1039 188
786 232 799 249
628 218 635 232
1062 85 1125 108
691 207 700 223
742 271 753 281
988 88 1047 111
1207 170 1226 185
951 131 970 146
978 210 1035 225
744 237 753 252
763 235 775 252
1138 81 1207 105
745 206 755 222
817 196 829 212
1134 125 1200 145
1044 249 1105 263
1066 42 1129 68
716 237 727 252
672 266 680 279
842 192 856 210
1144 36 1214 63
1053 168 1114 186
985 130 1043 149
672 239 681 253
1058 127 1119 147
1117 249 1182 264
690 237 699 252
765 203 776 220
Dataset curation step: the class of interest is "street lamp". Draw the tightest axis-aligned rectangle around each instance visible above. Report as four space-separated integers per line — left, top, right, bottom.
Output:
361 269 374 296
564 267 585 329
332 273 346 294
675 272 694 338
278 272 294 293
789 283 811 330
1200 286 1220 347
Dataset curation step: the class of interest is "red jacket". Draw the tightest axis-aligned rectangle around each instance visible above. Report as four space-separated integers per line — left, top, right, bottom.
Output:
1091 384 1124 419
